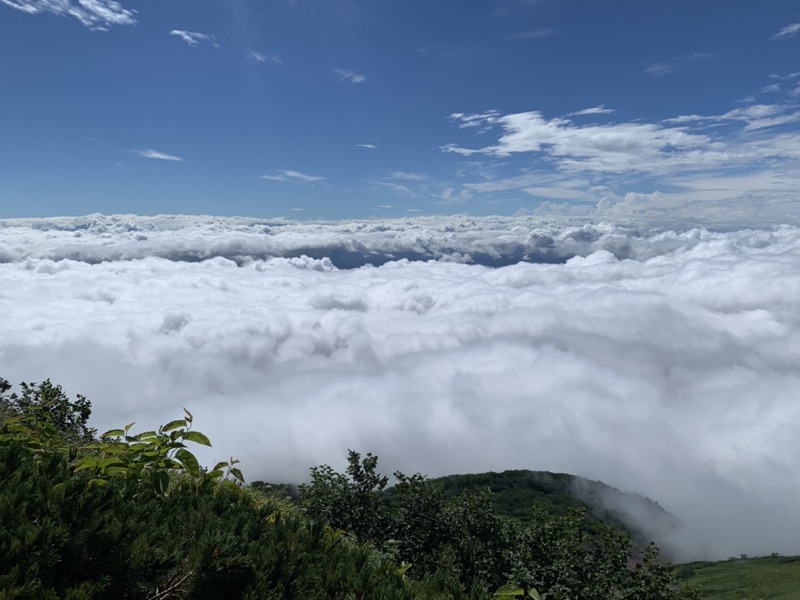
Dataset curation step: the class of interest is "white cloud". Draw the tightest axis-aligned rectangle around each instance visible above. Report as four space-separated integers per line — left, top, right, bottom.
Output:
565 105 615 117
0 0 136 29
391 171 428 181
444 102 800 181
334 68 367 83
251 51 282 64
645 52 712 76
170 29 219 48
506 28 555 40
261 169 325 183
771 22 800 40
131 149 183 161
644 62 674 76
2 214 800 561
443 110 711 172
356 143 378 149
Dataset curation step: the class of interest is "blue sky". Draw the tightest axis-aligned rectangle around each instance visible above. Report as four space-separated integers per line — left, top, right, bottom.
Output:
2 0 800 220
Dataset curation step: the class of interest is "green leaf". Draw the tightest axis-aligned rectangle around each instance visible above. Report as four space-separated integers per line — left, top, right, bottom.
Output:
50 483 66 502
208 470 224 480
493 585 525 597
161 419 186 433
124 421 136 433
229 467 244 483
134 431 157 440
88 478 110 487
101 428 125 438
183 430 212 446
212 461 229 471
74 457 98 471
183 407 193 421
151 470 170 495
98 457 124 470
175 448 200 476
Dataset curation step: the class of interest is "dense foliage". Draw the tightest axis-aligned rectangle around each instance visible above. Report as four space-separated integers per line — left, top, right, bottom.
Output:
301 451 700 599
1 377 699 599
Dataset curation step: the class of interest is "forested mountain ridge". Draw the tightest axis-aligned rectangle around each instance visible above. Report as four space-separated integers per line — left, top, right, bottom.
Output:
432 470 683 559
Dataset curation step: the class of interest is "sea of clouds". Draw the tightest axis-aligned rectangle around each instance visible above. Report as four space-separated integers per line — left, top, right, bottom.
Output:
2 213 799 561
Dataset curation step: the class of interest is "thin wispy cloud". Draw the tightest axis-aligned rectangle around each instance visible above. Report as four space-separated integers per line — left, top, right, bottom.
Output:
170 29 219 48
356 143 378 149
391 171 428 181
771 22 800 40
261 169 325 183
645 52 712 76
566 105 615 117
0 0 136 29
334 68 367 83
131 149 183 161
251 51 282 64
506 28 555 40
644 62 674 76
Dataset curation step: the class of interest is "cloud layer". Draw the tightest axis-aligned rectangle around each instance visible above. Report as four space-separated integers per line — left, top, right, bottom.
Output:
1 214 799 561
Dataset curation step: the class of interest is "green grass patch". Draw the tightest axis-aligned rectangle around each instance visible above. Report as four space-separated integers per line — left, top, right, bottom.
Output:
676 555 800 599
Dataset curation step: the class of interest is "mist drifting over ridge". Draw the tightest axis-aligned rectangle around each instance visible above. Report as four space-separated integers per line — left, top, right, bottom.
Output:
2 213 799 562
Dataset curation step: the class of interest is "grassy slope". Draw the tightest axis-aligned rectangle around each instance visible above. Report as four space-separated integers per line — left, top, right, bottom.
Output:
676 555 800 599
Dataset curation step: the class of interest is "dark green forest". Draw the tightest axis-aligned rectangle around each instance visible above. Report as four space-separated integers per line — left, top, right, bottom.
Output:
0 377 702 599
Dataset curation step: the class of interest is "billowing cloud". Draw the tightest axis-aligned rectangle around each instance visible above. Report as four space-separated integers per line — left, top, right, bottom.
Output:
0 0 136 29
771 22 800 40
170 29 219 48
131 148 183 161
261 169 324 183
1 214 799 562
334 68 367 83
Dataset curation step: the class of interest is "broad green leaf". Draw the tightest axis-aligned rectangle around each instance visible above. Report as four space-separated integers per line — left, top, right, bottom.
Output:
212 461 228 471
151 470 169 494
208 470 224 480
175 448 200 476
98 457 124 470
134 431 157 440
88 478 110 487
74 458 98 471
124 421 136 433
229 467 244 483
183 430 212 446
493 584 525 597
101 429 125 438
50 483 66 502
161 419 186 433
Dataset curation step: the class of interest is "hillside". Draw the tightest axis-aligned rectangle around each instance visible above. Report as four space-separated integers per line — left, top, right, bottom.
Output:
431 470 684 559
676 555 800 599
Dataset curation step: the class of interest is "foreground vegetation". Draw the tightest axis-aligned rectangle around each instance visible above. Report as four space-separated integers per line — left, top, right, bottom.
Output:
1 377 702 598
